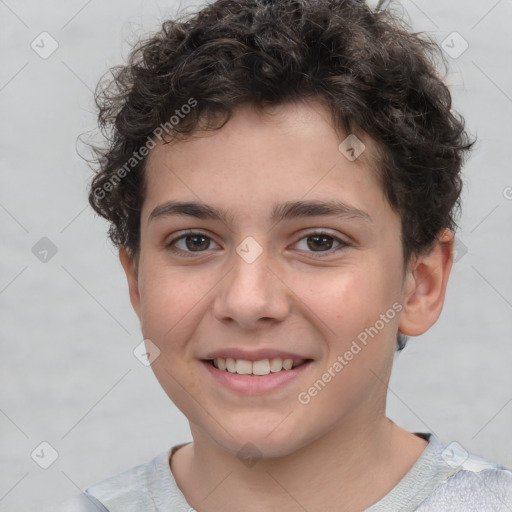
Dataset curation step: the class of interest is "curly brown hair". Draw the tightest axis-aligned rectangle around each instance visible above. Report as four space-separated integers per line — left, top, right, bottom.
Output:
87 0 474 349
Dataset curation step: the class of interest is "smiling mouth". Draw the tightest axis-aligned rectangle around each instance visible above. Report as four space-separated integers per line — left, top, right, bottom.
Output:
205 357 310 376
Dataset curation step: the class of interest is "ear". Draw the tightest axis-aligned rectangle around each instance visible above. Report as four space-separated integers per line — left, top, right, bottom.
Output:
119 247 141 319
398 228 454 336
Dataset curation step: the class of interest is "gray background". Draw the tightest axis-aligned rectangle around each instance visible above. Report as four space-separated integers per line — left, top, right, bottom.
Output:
0 0 511 510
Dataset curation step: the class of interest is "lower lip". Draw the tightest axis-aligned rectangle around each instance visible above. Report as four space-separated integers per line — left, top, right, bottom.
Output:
202 360 312 394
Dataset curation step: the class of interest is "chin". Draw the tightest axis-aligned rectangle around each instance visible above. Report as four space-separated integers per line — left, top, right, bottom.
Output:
205 420 314 461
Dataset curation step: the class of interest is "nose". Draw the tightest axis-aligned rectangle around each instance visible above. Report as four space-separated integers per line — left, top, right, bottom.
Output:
212 243 291 330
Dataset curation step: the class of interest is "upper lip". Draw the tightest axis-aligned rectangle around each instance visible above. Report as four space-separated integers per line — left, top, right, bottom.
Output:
202 349 311 361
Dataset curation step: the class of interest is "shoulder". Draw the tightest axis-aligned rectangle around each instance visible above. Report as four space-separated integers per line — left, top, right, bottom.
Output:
417 448 512 511
80 448 189 512
83 452 166 509
53 493 109 512
52 444 191 512
52 451 170 512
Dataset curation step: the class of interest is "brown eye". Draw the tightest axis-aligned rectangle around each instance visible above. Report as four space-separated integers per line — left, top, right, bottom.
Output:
293 231 349 257
166 231 220 255
306 234 335 252
183 234 211 251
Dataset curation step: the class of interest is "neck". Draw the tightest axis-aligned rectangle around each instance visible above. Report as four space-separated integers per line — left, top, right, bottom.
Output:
171 416 428 512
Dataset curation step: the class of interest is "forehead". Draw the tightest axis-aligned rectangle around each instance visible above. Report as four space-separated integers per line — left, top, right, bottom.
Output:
142 99 391 226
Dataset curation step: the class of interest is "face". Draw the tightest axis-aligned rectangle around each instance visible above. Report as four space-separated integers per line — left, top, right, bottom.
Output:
122 100 422 458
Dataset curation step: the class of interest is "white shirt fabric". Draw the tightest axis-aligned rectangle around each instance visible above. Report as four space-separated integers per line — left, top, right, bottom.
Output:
55 433 512 511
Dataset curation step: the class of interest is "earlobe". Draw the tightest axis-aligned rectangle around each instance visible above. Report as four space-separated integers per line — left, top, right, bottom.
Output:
398 229 454 337
119 247 141 319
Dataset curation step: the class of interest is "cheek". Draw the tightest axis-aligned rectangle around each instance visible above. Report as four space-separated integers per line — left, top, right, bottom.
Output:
137 269 211 409
292 262 401 352
292 266 380 328
138 267 211 350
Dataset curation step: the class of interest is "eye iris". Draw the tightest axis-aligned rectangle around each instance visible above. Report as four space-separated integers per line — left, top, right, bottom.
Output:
307 234 333 251
185 235 210 251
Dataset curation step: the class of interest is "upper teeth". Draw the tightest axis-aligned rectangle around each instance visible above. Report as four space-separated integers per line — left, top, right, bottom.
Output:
213 357 304 375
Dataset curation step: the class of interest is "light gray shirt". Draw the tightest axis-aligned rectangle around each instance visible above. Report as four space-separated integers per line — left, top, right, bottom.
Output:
55 433 512 511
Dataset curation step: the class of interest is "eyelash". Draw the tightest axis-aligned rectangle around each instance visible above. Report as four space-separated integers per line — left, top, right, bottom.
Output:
165 230 350 258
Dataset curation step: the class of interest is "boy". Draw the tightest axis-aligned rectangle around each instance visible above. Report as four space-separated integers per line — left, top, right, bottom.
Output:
58 0 512 510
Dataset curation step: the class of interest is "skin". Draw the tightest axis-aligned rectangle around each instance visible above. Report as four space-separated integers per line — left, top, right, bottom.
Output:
120 99 454 512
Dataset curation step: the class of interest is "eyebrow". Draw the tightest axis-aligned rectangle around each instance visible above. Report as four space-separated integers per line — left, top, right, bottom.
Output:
148 199 372 225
